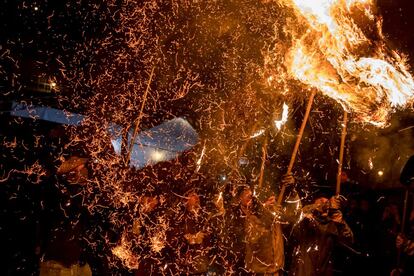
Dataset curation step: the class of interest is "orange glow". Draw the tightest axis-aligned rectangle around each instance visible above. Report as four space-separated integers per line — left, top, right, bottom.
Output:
282 0 414 126
274 103 289 130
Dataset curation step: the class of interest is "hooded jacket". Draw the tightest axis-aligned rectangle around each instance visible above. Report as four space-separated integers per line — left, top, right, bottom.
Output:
288 204 354 276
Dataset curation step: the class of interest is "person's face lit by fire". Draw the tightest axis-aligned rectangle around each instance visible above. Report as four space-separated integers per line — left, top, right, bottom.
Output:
240 188 253 208
314 197 329 216
186 192 200 212
66 164 89 184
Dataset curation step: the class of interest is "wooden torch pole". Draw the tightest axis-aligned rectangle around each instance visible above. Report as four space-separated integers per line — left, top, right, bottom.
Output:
277 90 316 205
125 66 155 165
258 135 268 190
336 111 348 195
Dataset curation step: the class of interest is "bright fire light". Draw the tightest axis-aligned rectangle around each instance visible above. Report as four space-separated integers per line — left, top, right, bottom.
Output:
274 103 289 130
250 129 265 139
283 0 414 127
150 150 165 162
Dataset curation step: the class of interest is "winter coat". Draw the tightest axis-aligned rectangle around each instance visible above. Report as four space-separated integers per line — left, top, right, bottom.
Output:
289 205 354 276
245 191 301 274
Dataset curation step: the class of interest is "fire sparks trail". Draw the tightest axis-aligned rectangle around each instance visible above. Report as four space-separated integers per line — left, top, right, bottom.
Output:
282 0 414 126
3 1 414 275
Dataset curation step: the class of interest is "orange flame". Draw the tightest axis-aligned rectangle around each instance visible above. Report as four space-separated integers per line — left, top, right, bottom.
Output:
283 0 414 126
274 103 289 130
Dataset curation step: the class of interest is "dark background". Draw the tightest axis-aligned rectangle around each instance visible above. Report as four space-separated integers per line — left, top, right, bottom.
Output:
1 0 414 275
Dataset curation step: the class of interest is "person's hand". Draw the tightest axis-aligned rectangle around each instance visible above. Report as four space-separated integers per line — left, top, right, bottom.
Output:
329 195 347 210
330 210 343 223
281 174 295 187
273 204 283 222
194 231 206 244
396 234 406 249
185 232 205 244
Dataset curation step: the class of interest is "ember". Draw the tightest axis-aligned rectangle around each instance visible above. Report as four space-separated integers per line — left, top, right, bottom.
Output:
1 0 414 275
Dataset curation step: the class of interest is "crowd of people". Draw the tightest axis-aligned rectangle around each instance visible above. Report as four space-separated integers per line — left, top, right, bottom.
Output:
1 120 412 276
31 152 413 276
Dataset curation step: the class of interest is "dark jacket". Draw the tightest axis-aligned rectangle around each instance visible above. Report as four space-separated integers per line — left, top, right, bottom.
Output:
40 179 88 267
169 206 212 275
245 192 301 274
289 205 354 276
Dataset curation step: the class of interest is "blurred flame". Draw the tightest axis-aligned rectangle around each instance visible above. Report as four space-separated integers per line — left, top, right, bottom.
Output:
250 129 265 138
368 157 373 169
283 0 414 126
274 103 289 130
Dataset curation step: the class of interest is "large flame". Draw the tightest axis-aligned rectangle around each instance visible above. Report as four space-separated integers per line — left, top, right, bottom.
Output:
283 0 414 126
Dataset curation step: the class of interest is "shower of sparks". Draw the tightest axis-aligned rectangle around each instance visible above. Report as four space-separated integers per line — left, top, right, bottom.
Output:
1 0 414 275
112 233 140 270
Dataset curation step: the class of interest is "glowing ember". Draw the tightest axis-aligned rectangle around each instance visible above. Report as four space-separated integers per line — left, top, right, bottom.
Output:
250 129 266 138
196 144 206 172
282 0 414 126
368 157 373 169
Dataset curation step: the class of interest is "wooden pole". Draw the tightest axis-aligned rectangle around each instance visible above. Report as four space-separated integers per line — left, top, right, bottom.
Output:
238 122 261 157
336 111 348 195
392 188 410 276
125 67 155 165
258 135 268 190
277 90 316 205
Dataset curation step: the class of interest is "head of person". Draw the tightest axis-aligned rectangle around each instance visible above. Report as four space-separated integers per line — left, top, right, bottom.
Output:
314 196 330 216
186 191 201 212
57 156 89 185
238 186 253 208
141 195 159 213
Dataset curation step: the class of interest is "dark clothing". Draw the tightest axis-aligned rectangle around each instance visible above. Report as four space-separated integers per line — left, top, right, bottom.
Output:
40 180 88 268
222 205 248 274
169 208 212 275
244 203 284 274
289 206 353 276
43 222 84 267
